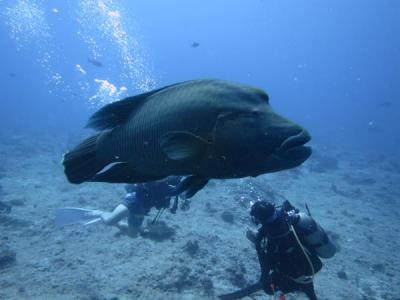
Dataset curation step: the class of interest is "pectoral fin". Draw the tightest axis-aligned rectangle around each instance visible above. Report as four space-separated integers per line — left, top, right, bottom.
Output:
160 131 209 161
173 175 209 199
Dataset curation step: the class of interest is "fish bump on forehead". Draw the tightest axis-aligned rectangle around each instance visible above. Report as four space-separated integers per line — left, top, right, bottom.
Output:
206 80 268 104
252 88 269 103
231 86 270 113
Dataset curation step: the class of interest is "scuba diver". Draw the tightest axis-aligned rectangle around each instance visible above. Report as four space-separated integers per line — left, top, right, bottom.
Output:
90 176 183 236
219 200 337 300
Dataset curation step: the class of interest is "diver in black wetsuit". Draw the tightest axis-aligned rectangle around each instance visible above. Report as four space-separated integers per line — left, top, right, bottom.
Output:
251 200 336 299
219 200 336 300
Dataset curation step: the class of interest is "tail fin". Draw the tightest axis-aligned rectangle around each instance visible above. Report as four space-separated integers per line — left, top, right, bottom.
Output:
62 133 106 184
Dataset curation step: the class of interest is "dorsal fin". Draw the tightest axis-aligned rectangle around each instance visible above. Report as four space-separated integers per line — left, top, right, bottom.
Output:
86 82 186 131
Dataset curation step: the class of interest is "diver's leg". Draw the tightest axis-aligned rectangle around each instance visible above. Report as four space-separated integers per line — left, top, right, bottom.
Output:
302 283 318 300
91 204 129 225
268 271 286 296
272 274 300 297
116 220 128 230
124 213 145 237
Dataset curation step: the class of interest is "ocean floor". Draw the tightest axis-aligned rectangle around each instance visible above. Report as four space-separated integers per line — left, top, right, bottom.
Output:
0 132 399 300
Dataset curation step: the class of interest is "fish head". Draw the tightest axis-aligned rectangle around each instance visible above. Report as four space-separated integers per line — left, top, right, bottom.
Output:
254 105 312 174
214 104 311 176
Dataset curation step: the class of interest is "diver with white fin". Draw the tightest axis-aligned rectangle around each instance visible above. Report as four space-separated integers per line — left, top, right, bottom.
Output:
219 200 337 300
94 176 182 236
56 176 182 237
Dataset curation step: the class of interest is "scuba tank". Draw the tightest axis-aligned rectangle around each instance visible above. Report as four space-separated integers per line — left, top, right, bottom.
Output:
289 207 337 259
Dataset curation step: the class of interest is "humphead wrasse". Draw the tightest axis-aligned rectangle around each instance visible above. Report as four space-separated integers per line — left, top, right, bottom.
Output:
63 79 312 197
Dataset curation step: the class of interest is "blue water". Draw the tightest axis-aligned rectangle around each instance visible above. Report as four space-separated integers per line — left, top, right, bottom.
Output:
0 1 399 299
1 0 399 155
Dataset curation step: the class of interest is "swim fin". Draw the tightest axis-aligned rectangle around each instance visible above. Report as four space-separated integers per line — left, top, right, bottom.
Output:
55 207 102 228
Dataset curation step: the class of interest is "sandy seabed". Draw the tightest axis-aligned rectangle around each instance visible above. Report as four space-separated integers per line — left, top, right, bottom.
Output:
0 132 399 300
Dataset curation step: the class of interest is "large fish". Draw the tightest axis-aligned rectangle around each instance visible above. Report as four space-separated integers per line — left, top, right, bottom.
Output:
63 79 311 198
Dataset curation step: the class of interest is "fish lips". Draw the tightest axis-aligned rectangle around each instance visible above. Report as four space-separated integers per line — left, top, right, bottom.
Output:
278 130 311 153
273 130 312 164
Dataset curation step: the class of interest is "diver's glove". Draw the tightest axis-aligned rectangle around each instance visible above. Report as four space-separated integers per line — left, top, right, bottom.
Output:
245 229 257 244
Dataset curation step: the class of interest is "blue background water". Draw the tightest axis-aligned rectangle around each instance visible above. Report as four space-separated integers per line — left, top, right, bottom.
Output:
0 0 399 154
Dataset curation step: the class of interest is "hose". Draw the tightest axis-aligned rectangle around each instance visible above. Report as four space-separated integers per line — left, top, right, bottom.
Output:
289 224 315 283
151 208 165 225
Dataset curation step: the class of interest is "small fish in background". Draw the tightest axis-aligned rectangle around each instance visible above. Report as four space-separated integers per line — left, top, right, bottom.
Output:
377 101 393 108
191 41 200 48
87 58 104 67
8 72 16 78
367 121 384 133
75 64 87 75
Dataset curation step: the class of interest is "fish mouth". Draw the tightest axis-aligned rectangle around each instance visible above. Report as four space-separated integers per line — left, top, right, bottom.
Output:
278 130 311 153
